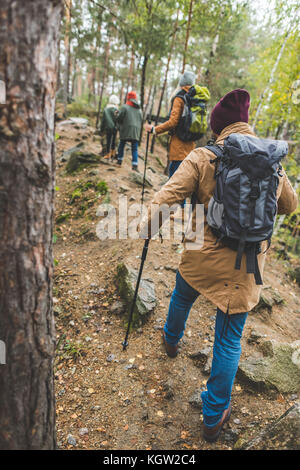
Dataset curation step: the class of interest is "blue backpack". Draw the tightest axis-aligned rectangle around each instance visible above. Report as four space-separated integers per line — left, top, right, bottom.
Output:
206 133 287 285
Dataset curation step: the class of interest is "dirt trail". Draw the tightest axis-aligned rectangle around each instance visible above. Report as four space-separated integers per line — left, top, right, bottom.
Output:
53 120 300 450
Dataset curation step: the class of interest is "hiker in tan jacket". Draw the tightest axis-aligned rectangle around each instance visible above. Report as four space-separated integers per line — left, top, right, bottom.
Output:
141 89 298 442
145 71 197 214
145 71 196 166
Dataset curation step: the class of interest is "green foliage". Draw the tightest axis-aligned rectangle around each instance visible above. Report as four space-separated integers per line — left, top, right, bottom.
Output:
56 213 70 224
95 180 108 195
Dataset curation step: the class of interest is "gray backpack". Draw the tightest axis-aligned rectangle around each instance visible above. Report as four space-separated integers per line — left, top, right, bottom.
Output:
206 133 287 285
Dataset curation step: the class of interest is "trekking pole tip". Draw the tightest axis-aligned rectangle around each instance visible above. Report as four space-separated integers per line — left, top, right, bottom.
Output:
122 340 128 351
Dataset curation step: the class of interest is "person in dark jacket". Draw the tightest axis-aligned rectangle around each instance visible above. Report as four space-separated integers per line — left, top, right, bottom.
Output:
116 91 143 171
99 94 119 160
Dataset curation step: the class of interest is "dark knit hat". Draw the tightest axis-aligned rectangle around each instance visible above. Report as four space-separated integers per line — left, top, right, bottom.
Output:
210 89 250 135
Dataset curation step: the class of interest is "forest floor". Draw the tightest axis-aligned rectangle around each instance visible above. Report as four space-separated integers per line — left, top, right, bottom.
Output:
53 118 300 451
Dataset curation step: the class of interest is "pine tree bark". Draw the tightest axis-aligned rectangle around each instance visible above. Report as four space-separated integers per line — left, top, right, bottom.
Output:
96 31 111 129
63 0 72 116
151 8 179 153
182 0 194 73
0 0 62 450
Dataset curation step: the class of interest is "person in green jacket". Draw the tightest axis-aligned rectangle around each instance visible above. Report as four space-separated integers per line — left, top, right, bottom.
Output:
100 94 119 160
116 91 143 171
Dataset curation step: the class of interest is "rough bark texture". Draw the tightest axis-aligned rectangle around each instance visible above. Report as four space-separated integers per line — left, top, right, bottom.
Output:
0 0 62 450
96 34 111 129
181 0 193 73
63 0 72 116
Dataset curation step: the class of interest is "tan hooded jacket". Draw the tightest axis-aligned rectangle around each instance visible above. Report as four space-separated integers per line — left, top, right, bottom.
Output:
155 86 196 161
141 122 298 314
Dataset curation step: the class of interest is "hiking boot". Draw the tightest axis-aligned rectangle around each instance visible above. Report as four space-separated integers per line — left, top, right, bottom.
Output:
162 332 178 358
132 165 138 172
202 402 232 443
111 149 117 160
103 151 111 160
117 160 122 166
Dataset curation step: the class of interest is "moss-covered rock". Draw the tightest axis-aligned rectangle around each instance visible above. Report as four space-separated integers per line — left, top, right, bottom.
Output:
254 286 284 312
237 339 300 395
66 151 100 174
116 263 156 328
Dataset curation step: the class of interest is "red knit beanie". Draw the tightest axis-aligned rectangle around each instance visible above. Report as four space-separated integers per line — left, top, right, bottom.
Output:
127 91 137 101
210 89 250 135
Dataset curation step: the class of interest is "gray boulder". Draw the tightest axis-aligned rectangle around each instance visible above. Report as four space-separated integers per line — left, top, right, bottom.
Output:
59 142 84 162
189 346 213 375
129 171 153 188
116 263 156 327
66 151 100 174
234 402 300 450
254 286 284 312
237 339 300 395
189 388 203 410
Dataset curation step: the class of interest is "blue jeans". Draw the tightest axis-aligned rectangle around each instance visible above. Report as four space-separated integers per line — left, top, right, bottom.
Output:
169 160 185 207
164 271 248 427
117 139 138 167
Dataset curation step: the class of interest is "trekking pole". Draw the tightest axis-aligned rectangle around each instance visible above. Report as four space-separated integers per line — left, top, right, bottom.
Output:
122 119 152 351
122 238 150 351
140 118 152 210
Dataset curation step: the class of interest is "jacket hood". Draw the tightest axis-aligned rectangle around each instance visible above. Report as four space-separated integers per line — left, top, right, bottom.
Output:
127 98 140 108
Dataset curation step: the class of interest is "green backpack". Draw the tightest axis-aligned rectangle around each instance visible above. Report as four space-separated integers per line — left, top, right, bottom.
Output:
170 85 211 142
189 85 211 135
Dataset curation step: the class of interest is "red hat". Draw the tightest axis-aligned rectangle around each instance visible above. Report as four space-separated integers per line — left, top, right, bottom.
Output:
210 89 250 135
127 90 137 101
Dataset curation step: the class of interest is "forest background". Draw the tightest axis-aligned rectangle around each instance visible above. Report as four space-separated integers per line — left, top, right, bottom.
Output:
58 0 300 254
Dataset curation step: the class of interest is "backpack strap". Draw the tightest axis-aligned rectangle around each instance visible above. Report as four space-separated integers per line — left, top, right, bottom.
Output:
234 179 262 284
245 244 263 285
205 144 224 177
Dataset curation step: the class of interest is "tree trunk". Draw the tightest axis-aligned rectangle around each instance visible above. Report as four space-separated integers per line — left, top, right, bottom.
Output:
253 26 293 131
63 0 72 116
139 53 149 143
205 33 219 88
182 0 194 73
151 8 179 153
96 31 111 129
0 0 62 450
140 53 149 117
125 47 135 101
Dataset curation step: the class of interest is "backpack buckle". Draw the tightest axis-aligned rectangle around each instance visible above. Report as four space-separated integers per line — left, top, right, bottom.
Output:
250 185 260 200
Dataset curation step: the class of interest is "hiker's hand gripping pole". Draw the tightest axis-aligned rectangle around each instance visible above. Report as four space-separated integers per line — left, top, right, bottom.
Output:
122 238 150 351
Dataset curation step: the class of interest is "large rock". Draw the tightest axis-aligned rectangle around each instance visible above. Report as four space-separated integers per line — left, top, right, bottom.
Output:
234 402 300 450
59 143 84 162
129 171 153 188
116 263 156 327
189 346 213 375
66 151 100 174
237 339 300 395
254 286 284 312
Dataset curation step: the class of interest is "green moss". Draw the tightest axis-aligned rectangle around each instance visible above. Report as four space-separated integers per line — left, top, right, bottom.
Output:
155 156 164 168
70 188 82 203
66 152 100 174
95 180 108 195
56 213 70 224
